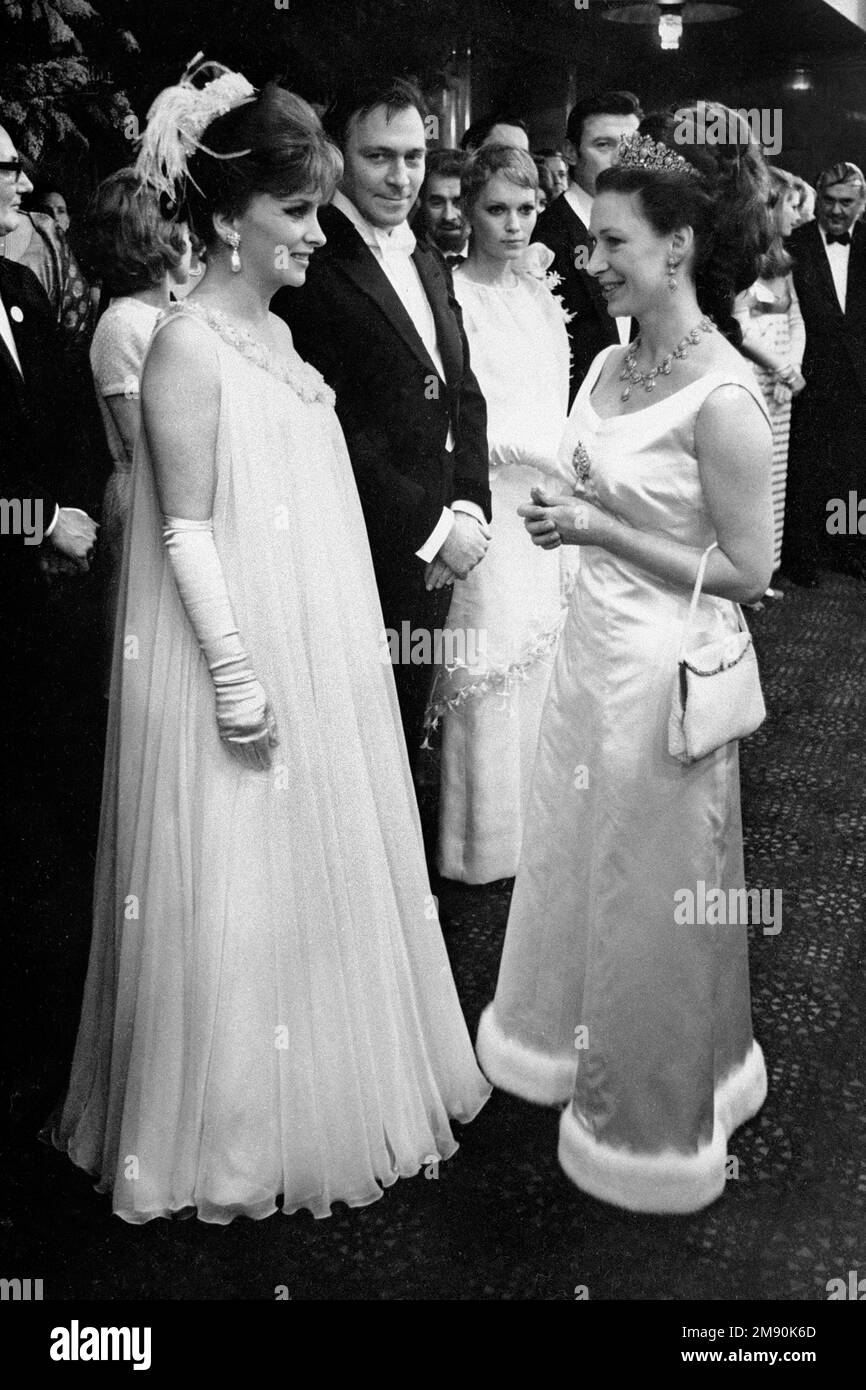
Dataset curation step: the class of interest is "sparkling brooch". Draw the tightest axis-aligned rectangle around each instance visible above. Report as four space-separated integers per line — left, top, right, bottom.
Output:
572 441 592 488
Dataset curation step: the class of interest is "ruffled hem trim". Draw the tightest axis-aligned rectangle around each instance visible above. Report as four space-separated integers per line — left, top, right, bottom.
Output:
475 1004 578 1105
558 1040 768 1214
424 614 566 732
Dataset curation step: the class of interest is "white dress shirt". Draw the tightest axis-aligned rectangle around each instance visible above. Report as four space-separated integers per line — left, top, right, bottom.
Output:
331 191 485 561
819 224 851 313
565 182 632 347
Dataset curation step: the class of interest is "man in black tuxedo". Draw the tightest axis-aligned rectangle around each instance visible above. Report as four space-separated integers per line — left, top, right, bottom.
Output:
273 78 491 772
532 90 642 405
784 160 866 585
1 128 98 886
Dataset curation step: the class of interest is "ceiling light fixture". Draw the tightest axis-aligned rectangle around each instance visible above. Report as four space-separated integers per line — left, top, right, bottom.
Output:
659 9 684 48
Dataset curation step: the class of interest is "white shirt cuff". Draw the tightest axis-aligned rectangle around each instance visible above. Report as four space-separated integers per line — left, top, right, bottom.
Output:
416 507 453 563
452 499 486 526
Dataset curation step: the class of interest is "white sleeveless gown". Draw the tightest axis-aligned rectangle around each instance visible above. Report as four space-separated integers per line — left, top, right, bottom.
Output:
477 346 772 1214
52 301 489 1223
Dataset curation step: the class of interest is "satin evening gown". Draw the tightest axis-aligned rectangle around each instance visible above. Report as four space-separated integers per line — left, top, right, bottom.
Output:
51 301 490 1223
477 346 772 1214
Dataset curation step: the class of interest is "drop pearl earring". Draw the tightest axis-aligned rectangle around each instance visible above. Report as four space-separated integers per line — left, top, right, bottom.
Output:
226 231 242 273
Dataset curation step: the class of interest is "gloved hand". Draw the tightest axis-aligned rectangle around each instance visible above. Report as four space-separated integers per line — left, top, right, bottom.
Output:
162 516 279 771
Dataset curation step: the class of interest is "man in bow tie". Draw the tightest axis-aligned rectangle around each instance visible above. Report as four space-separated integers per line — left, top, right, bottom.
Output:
273 78 490 775
784 160 866 585
413 148 470 267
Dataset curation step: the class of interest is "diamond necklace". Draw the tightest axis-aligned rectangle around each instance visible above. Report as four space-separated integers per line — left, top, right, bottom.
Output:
620 317 715 401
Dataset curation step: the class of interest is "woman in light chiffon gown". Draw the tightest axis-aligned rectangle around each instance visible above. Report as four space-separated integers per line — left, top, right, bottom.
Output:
477 107 776 1214
427 146 571 884
50 66 489 1224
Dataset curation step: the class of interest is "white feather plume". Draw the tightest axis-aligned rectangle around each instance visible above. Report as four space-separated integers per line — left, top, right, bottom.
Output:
133 53 258 201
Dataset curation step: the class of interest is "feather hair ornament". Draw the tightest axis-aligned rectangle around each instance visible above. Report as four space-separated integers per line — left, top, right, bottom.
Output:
134 52 258 201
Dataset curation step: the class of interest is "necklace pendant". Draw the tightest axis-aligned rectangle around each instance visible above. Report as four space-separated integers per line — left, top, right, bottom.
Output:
621 385 631 401
645 378 656 391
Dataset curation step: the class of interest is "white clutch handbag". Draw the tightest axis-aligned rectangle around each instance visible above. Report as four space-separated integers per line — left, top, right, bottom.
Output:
668 542 766 765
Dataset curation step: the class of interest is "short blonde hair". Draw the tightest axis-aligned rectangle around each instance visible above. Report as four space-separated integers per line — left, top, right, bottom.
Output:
461 144 538 218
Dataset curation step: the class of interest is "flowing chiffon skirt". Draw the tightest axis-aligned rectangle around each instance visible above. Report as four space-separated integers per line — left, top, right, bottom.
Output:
50 305 489 1222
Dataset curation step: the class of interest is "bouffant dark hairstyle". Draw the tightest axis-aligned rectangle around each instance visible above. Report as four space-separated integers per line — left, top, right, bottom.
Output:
183 84 342 247
75 168 188 295
595 103 772 344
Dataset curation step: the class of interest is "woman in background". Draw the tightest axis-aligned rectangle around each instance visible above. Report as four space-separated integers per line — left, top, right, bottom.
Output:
734 165 806 584
428 146 571 884
80 169 194 646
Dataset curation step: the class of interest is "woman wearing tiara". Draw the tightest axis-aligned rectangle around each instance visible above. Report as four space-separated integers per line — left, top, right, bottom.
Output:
476 107 775 1213
50 61 489 1224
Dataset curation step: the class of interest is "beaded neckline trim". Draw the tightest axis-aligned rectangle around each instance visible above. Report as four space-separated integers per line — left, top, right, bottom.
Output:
159 301 335 406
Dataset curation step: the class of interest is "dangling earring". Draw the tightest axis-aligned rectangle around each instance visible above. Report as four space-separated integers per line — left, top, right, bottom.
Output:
667 253 679 292
226 230 242 273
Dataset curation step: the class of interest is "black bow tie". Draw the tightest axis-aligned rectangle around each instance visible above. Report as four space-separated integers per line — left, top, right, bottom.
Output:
826 231 851 246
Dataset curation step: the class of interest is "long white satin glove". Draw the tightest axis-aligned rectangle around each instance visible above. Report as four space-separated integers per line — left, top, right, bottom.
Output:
162 517 279 771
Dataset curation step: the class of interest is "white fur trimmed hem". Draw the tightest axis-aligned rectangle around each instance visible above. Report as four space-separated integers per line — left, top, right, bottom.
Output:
558 1040 768 1214
475 1004 577 1105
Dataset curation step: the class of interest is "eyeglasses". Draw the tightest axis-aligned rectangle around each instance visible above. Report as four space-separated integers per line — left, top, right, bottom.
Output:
0 160 25 180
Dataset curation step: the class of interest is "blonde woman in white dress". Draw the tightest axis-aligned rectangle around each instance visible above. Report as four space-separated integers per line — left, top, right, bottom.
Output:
734 166 806 583
427 146 571 885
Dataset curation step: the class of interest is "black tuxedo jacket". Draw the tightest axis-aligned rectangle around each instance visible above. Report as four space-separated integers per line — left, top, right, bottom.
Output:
532 193 620 405
272 204 490 624
0 259 64 602
789 219 866 402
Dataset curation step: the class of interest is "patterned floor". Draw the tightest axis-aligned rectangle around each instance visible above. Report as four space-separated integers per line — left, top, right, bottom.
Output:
3 570 864 1300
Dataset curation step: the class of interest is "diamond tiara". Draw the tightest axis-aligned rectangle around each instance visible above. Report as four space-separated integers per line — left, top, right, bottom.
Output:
617 134 699 179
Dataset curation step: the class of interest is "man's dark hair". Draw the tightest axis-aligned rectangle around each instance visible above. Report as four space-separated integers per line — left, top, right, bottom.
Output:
322 75 428 149
565 90 643 152
421 147 469 189
461 112 528 152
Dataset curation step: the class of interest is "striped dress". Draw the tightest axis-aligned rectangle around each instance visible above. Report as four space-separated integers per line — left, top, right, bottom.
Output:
734 274 806 571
